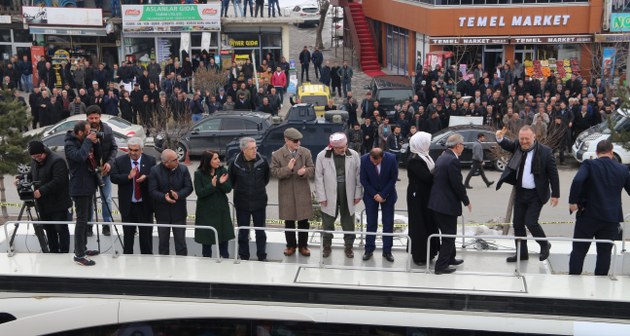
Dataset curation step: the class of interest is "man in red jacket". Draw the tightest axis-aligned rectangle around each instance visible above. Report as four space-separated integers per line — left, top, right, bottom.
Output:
271 66 287 102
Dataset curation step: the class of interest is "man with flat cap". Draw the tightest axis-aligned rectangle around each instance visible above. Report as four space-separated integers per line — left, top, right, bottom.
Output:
271 128 315 257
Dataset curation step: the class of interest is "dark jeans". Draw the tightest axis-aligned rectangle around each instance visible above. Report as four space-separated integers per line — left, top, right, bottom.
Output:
285 219 309 248
254 3 264 16
364 199 395 254
301 64 310 82
41 210 70 253
512 188 548 256
73 196 93 257
236 208 267 260
569 216 618 276
202 241 229 258
464 160 490 186
157 218 187 256
434 211 457 271
122 202 153 254
242 0 253 16
314 63 322 79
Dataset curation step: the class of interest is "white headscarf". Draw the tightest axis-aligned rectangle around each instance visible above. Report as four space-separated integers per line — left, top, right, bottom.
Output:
409 131 434 171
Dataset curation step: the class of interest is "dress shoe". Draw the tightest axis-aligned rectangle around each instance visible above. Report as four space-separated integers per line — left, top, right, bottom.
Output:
283 247 296 256
449 258 464 266
539 243 551 261
102 228 111 237
465 185 473 189
414 260 427 267
362 251 373 261
382 252 395 262
434 267 456 274
486 181 495 188
344 247 354 258
323 246 331 258
506 255 529 262
258 258 268 262
298 247 311 257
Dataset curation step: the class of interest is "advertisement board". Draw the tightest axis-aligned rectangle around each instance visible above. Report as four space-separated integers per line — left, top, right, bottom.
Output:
611 13 630 32
122 4 221 33
22 7 103 26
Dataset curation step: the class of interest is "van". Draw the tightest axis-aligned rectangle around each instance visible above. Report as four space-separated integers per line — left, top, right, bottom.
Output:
297 82 331 118
572 109 630 164
365 75 414 118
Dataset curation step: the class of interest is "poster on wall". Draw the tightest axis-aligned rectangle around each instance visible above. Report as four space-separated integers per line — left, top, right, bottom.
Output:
602 48 617 80
122 4 220 33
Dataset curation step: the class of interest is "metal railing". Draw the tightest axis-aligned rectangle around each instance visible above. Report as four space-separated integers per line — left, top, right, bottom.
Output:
426 233 619 280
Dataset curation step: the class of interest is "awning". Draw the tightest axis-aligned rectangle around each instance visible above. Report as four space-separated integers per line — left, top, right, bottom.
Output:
29 26 107 36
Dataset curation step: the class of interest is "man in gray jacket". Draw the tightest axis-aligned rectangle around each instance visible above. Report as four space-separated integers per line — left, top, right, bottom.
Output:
464 133 494 189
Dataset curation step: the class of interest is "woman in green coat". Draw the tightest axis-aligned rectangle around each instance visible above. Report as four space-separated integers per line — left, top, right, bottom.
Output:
194 150 234 258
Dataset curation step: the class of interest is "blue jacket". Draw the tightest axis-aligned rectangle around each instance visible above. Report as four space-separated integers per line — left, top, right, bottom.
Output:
64 131 97 197
569 157 630 223
360 152 398 203
428 149 469 216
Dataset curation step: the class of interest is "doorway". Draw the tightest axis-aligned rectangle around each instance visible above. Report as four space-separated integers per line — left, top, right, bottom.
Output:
483 45 504 76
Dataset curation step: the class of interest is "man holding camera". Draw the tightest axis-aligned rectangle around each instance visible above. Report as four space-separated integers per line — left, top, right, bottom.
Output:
65 120 101 266
86 105 118 236
23 140 72 253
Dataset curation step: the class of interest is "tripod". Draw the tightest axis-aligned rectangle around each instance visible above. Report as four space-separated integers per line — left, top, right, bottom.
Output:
9 200 49 253
92 182 125 253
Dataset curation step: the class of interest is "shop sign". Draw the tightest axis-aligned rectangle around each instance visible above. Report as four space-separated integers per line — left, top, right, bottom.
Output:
0 15 11 24
429 37 509 45
29 26 107 36
458 15 570 28
228 39 259 47
510 35 593 44
610 13 630 32
594 33 630 42
23 7 102 27
122 4 220 33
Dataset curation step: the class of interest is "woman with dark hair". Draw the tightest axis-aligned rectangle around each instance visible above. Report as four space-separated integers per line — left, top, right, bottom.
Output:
194 150 234 258
119 90 134 123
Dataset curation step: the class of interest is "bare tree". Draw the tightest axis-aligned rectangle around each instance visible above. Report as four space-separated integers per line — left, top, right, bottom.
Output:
315 0 331 50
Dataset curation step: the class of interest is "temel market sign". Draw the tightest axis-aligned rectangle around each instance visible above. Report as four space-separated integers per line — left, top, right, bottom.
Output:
458 15 571 28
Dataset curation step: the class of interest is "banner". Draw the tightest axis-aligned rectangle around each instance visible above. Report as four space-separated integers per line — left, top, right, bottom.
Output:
122 4 220 33
180 32 190 58
201 32 212 52
602 48 617 80
611 13 630 32
22 7 103 26
31 46 45 87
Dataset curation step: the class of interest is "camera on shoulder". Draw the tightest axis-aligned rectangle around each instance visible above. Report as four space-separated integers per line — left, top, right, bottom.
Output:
90 129 104 139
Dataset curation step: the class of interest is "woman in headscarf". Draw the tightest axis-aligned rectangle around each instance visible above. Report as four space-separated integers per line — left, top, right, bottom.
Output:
406 132 440 266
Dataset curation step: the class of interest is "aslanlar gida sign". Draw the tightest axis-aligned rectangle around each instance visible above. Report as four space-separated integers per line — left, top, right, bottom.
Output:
122 4 221 33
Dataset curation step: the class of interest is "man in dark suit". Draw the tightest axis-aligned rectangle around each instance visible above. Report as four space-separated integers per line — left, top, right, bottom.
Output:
110 137 156 254
360 148 398 262
496 125 559 263
428 134 471 274
568 140 630 275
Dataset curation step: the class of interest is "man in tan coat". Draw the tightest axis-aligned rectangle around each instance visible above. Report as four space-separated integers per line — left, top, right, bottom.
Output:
271 128 315 257
315 132 363 258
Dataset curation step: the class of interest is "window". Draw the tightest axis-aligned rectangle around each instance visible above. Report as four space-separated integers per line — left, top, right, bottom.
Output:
221 118 245 130
244 120 259 130
197 118 221 131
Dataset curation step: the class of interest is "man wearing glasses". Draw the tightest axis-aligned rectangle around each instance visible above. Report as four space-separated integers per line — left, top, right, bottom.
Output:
149 149 193 256
428 134 471 274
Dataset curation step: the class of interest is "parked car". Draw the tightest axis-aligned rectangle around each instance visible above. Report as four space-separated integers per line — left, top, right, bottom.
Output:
155 112 273 161
40 131 129 161
291 3 320 27
573 109 630 164
425 125 508 171
24 114 146 142
364 75 415 118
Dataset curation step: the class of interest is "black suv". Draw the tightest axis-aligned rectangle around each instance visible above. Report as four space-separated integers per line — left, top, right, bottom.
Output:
365 75 414 117
155 112 272 160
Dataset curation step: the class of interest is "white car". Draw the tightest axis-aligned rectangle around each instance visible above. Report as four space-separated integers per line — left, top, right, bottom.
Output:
24 114 146 141
290 3 320 27
573 109 630 164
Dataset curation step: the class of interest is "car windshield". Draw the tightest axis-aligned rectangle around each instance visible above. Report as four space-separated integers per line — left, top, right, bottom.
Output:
107 116 133 129
301 96 328 107
376 90 413 104
432 131 452 143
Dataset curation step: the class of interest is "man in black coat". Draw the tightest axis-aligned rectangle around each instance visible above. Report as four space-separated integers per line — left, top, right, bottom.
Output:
496 125 559 263
427 134 471 274
111 137 157 254
568 140 630 275
229 137 270 261
149 149 193 256
299 46 311 83
26 141 72 253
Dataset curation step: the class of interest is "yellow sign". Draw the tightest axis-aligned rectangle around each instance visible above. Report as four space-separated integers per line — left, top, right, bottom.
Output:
229 39 259 47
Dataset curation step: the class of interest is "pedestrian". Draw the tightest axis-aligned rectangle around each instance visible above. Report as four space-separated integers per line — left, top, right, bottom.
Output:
271 128 315 257
242 0 253 17
337 61 353 98
496 125 559 263
315 132 363 258
194 150 234 258
320 60 331 90
299 46 311 83
271 66 287 102
229 137 270 261
311 47 323 80
428 133 471 274
254 0 264 17
330 62 342 97
568 140 630 275
464 133 495 189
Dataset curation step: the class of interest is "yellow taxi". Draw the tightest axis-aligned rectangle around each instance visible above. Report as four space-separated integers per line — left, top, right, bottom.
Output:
297 82 331 118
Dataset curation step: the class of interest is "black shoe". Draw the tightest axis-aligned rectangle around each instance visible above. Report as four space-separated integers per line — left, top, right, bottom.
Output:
102 227 111 236
539 243 551 261
414 260 427 266
486 181 495 188
449 258 464 266
435 267 456 274
74 256 95 266
465 185 473 189
506 254 529 262
382 252 395 262
362 251 373 261
87 229 93 237
258 257 268 262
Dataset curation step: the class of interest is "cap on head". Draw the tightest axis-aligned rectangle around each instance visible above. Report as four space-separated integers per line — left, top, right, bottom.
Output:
284 128 303 140
28 140 46 155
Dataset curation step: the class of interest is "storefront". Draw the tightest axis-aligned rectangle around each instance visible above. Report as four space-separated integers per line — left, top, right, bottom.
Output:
221 24 290 70
0 15 32 59
121 4 221 66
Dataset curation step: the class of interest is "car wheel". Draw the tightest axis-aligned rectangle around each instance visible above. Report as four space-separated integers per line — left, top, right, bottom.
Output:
175 143 187 162
494 156 508 171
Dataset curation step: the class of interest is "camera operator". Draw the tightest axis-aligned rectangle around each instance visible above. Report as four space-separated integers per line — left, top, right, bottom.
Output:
86 105 118 236
65 120 100 266
21 140 72 253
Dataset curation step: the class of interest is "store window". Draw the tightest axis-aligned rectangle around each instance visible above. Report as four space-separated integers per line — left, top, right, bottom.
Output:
0 30 11 43
521 44 582 81
13 30 32 43
385 24 408 75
